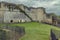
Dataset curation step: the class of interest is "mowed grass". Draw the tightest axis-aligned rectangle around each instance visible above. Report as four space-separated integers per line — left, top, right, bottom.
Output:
0 22 60 40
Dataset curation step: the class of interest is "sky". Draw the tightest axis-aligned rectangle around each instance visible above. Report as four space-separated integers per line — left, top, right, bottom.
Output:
0 0 60 15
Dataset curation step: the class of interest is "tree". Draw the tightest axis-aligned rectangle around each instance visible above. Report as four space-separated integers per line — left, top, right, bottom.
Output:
50 13 57 16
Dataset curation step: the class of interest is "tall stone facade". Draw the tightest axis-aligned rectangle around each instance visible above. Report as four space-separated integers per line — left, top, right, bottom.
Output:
24 7 46 22
0 2 46 23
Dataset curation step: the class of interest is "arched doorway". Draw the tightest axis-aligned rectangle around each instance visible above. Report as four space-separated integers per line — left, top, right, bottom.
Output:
10 20 13 23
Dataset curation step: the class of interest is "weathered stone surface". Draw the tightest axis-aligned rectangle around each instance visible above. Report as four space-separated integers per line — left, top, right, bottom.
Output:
0 26 25 40
50 29 60 40
0 2 46 23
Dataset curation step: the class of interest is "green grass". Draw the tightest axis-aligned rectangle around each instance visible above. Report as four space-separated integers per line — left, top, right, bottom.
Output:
0 22 60 40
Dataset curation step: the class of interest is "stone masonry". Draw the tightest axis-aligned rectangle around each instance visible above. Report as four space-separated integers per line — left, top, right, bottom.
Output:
0 1 46 23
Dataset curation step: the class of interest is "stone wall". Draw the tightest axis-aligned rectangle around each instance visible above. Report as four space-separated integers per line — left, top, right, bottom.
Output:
25 7 46 22
36 8 45 22
50 29 60 40
0 26 25 40
0 3 6 23
0 2 46 23
0 2 31 23
4 10 26 23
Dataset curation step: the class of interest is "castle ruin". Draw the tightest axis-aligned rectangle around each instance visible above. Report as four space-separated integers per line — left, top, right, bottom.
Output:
0 2 46 23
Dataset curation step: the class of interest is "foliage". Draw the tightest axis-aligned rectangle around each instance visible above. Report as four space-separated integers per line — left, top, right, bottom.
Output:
49 13 57 17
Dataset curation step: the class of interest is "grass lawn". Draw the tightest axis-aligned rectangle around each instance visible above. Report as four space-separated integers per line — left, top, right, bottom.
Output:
0 22 60 40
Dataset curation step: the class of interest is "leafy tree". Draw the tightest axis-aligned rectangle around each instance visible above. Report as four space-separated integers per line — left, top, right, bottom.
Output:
49 13 57 16
57 16 60 18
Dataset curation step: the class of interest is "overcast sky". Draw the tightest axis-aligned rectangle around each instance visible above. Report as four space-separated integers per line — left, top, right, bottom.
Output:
0 0 60 15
